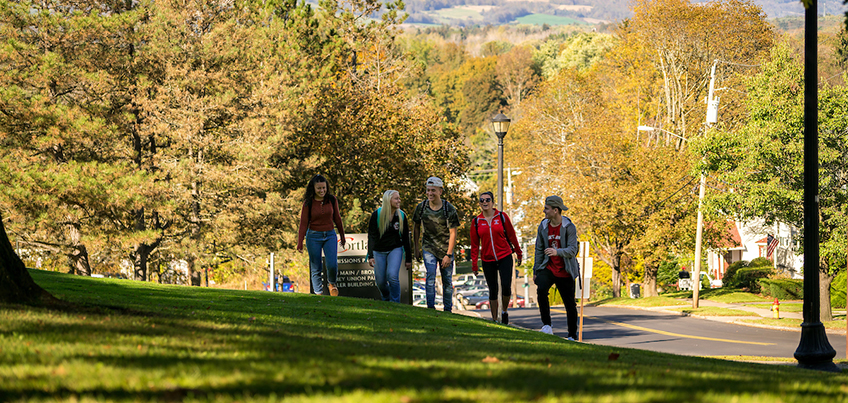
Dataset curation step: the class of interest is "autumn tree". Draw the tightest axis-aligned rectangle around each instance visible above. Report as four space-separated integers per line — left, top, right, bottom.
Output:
0 0 158 277
496 45 539 107
694 43 848 320
628 0 774 140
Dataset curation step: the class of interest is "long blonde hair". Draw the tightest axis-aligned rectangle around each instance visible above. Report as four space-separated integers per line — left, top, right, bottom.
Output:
379 190 404 236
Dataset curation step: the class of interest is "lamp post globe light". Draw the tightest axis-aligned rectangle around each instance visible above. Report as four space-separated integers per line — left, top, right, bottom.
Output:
492 113 511 212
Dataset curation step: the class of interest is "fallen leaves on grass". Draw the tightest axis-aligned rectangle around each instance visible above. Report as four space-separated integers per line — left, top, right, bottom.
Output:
608 353 620 361
482 356 500 363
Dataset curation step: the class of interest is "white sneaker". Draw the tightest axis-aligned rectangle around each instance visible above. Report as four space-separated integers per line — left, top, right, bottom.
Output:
566 337 576 341
540 325 553 335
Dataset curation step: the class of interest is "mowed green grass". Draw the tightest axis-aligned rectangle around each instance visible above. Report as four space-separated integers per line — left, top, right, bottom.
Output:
513 14 586 26
432 7 484 20
2 270 848 402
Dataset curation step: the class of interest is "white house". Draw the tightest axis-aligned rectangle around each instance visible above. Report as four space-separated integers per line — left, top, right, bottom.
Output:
706 219 803 281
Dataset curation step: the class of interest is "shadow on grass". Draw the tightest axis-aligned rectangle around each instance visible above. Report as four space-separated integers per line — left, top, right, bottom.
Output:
1 270 845 402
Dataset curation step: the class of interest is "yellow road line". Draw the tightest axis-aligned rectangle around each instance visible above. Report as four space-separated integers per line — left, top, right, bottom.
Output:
551 309 775 346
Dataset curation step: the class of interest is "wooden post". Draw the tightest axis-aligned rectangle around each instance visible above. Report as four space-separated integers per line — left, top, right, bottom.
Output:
579 242 587 342
269 253 275 292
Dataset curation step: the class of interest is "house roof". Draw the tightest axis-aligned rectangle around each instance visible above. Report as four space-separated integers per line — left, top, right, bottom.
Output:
755 237 768 244
713 221 745 250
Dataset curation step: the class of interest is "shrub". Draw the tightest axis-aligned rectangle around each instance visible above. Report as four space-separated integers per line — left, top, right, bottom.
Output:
758 278 803 300
732 266 774 293
657 260 680 290
723 260 749 284
831 271 846 309
749 257 773 268
592 279 614 300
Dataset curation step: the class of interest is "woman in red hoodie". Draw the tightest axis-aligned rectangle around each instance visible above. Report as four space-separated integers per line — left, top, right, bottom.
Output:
470 191 522 324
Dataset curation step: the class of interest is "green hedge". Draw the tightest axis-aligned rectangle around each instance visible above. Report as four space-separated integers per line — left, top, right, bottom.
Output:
758 278 803 300
749 257 773 268
831 271 846 309
723 260 749 283
732 266 774 293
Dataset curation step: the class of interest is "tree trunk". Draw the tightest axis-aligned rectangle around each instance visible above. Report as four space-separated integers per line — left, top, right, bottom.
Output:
133 244 150 282
188 257 202 287
0 213 56 304
70 245 91 276
820 268 835 322
66 219 91 276
611 264 621 298
643 263 658 297
132 207 148 281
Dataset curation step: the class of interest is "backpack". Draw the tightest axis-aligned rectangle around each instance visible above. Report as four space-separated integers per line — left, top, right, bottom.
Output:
473 212 515 253
416 199 454 222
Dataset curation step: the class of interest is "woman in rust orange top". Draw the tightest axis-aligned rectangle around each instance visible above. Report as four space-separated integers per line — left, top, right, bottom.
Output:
297 175 346 296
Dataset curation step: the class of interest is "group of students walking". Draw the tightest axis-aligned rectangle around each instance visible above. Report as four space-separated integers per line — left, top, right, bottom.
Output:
296 174 581 338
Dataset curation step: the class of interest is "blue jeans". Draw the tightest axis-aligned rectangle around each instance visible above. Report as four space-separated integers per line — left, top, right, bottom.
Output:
373 247 404 303
305 229 338 294
423 251 453 312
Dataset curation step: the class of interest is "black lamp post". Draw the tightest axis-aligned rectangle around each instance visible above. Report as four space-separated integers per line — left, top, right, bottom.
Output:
491 113 511 212
794 0 838 372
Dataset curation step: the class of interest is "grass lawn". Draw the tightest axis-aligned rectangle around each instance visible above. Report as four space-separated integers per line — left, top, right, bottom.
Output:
433 7 484 20
740 317 848 330
678 306 759 316
512 14 586 25
2 269 847 402
665 288 773 303
745 302 804 313
594 296 689 308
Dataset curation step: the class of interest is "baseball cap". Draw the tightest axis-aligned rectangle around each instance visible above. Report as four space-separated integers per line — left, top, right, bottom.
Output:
545 195 568 211
424 177 444 188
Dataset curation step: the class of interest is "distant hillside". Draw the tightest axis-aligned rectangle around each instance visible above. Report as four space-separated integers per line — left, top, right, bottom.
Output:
400 0 848 26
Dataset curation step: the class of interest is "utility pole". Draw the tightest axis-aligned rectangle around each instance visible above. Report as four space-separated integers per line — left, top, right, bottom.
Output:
692 61 718 308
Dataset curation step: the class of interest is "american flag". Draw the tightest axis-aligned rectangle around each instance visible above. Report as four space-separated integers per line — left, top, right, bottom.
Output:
766 234 779 258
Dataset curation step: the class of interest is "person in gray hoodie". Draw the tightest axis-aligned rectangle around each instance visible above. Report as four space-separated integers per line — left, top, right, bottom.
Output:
533 195 580 339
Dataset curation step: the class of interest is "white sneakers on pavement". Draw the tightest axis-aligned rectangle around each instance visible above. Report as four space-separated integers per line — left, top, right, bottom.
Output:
540 325 553 335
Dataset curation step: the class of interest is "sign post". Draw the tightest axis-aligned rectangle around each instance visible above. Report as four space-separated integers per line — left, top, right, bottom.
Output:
577 241 593 342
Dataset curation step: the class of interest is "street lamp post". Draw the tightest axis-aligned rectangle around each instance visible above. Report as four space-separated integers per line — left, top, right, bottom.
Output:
794 0 838 372
492 113 512 307
492 113 511 212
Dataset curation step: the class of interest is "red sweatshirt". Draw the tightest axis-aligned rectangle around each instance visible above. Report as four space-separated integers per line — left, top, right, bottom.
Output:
297 197 346 250
470 209 522 272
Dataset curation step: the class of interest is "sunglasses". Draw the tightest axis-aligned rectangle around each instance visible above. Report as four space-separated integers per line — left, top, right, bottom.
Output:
479 198 492 203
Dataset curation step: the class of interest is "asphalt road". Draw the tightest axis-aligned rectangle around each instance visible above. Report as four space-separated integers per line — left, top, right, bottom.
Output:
502 305 848 359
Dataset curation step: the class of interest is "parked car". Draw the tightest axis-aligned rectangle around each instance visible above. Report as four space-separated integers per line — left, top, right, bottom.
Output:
678 272 722 290
454 273 484 285
455 279 488 299
476 296 525 310
413 296 442 307
460 289 490 307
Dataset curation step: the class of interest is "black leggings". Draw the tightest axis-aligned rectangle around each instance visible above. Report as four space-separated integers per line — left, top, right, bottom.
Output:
482 255 513 298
